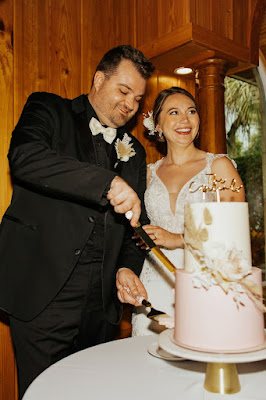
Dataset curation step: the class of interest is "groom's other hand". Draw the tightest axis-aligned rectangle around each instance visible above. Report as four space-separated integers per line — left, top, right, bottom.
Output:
107 176 141 227
116 268 147 306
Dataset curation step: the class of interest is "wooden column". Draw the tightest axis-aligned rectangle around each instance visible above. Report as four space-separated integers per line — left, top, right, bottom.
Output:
194 59 227 154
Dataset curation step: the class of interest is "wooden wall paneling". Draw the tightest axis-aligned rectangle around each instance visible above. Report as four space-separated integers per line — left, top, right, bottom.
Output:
259 7 266 56
136 0 262 75
250 0 266 64
133 72 160 164
157 0 190 35
211 0 233 40
135 0 159 47
192 24 250 62
0 0 13 216
0 311 16 400
82 0 134 94
191 0 213 30
13 0 50 123
232 0 249 46
0 1 17 399
50 0 82 98
135 0 192 48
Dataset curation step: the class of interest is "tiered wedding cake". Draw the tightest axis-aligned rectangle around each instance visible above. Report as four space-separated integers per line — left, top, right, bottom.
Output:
174 202 265 353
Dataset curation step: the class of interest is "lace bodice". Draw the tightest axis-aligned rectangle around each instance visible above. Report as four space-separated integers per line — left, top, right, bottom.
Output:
132 152 235 337
145 152 235 233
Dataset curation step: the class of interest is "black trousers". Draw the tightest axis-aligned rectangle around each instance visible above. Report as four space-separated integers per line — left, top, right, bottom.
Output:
9 261 116 400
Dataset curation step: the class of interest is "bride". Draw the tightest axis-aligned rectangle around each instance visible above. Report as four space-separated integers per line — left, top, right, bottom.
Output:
131 86 245 336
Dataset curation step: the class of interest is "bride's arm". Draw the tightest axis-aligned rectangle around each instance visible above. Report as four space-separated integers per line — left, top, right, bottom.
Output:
142 225 184 250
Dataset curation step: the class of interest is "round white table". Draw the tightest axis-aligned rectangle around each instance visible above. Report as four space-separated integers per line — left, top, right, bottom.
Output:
22 335 266 400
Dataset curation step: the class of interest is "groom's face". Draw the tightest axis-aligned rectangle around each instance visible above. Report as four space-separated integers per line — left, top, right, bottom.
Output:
92 59 147 128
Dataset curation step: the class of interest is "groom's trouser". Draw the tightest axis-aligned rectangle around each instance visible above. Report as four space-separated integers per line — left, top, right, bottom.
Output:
9 258 117 400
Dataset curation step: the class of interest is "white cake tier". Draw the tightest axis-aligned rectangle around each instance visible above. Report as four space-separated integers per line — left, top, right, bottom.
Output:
174 267 265 353
184 202 252 273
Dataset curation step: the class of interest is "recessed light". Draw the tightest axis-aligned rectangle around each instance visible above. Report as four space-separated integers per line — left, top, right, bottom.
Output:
174 67 193 75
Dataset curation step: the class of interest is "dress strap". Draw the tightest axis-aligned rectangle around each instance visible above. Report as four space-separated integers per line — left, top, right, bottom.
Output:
206 152 237 169
147 158 163 175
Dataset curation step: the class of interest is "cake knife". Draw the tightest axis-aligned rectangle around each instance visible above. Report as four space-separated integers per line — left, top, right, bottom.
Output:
123 286 171 320
125 211 176 274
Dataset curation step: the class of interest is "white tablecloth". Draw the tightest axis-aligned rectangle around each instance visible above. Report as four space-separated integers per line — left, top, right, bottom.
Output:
22 335 266 400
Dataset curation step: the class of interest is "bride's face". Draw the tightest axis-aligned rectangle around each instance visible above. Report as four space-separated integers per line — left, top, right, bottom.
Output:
156 93 199 146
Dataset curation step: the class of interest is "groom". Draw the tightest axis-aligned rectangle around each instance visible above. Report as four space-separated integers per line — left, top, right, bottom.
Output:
0 45 154 398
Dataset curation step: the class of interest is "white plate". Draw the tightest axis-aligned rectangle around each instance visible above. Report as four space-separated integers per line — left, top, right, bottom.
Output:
158 329 266 364
147 341 185 361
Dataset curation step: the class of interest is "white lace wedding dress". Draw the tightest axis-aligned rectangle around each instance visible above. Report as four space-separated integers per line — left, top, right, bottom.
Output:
131 152 236 336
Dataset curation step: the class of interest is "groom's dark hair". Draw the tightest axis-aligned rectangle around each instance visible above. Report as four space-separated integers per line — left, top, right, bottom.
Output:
95 45 154 80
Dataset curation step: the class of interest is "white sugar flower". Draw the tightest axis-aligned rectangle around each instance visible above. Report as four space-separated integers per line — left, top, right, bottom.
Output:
143 111 156 135
211 248 251 281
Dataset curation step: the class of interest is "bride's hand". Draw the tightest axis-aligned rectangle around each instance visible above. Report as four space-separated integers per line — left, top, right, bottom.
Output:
142 225 184 250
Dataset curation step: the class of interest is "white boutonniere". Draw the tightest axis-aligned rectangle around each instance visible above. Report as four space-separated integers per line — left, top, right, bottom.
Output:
114 133 136 168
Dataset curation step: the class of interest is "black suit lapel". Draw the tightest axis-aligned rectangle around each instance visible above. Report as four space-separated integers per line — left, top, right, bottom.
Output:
72 95 97 164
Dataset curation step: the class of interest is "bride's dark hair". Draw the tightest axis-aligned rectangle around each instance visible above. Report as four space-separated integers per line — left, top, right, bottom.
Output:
153 87 198 127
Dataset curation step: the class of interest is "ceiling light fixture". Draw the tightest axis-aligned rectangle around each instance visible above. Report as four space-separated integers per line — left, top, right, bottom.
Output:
174 67 193 75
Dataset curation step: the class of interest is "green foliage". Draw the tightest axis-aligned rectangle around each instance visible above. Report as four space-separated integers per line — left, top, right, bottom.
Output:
225 76 261 158
225 76 264 266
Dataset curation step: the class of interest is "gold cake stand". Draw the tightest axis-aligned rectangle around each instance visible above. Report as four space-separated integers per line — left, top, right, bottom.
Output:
158 329 266 395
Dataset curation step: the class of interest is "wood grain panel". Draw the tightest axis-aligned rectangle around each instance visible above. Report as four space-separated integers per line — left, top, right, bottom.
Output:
157 0 190 35
82 0 134 94
135 0 159 47
259 7 266 56
232 0 249 45
0 0 17 398
136 0 261 70
50 0 81 98
0 313 16 400
138 23 193 60
191 0 213 30
192 23 250 62
250 0 266 64
14 0 50 122
133 72 160 164
0 0 13 216
136 0 191 47
212 0 233 40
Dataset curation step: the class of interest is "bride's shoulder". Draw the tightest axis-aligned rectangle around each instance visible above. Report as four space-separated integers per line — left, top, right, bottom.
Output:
147 157 164 171
208 153 237 169
147 158 163 184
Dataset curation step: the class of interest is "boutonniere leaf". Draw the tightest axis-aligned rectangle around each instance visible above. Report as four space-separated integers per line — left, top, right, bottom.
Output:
114 133 136 168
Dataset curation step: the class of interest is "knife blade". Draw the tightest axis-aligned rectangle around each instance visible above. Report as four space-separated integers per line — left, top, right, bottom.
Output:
123 286 171 320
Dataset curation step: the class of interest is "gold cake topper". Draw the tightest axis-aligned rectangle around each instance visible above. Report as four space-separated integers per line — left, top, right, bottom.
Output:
189 174 243 201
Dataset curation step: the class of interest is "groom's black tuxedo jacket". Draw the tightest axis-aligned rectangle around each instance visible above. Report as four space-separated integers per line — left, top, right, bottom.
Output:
0 92 148 322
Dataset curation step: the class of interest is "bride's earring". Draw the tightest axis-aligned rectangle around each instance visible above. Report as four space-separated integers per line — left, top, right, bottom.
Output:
194 129 200 141
157 128 165 142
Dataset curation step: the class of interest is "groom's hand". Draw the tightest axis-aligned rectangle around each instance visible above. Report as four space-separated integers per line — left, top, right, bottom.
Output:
107 176 140 227
116 268 147 306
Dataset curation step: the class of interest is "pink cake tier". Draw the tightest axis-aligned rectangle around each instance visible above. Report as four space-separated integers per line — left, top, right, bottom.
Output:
174 267 265 353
